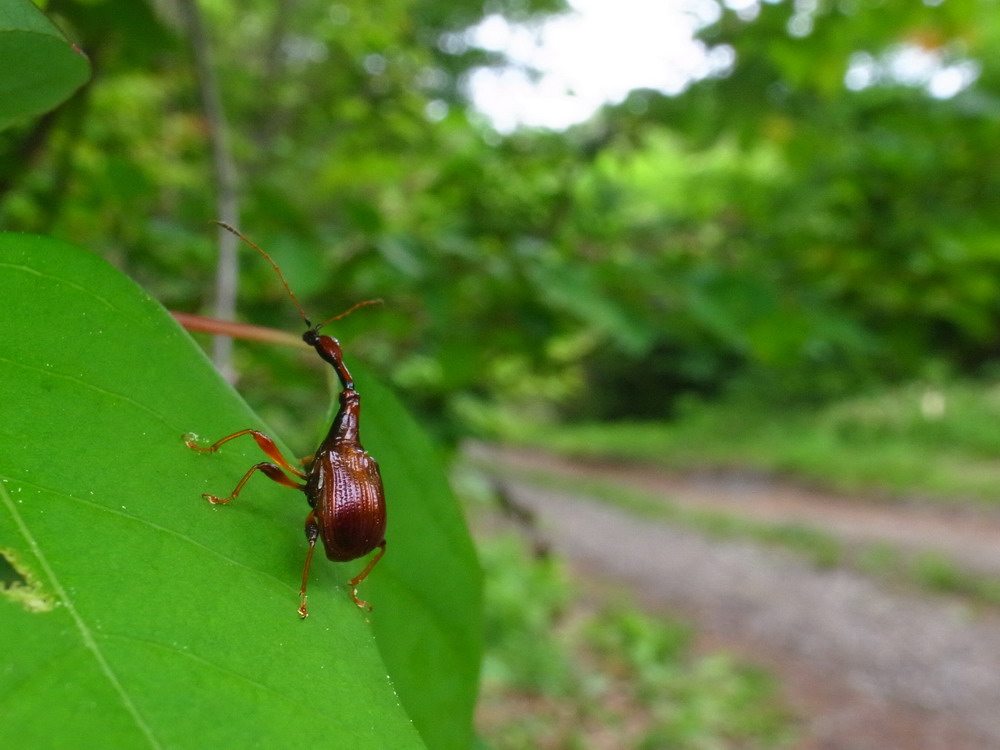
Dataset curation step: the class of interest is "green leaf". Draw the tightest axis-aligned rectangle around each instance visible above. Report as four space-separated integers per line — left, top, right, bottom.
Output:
0 0 91 129
0 233 482 749
360 375 484 750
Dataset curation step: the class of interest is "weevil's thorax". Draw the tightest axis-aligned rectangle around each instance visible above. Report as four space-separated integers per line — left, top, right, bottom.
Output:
305 387 364 507
325 388 361 447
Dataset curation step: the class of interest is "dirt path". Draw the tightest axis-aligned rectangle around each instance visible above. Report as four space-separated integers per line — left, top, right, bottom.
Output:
469 443 1000 750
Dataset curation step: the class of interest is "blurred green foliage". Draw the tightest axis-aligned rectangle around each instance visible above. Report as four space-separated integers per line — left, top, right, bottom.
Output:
4 0 1000 434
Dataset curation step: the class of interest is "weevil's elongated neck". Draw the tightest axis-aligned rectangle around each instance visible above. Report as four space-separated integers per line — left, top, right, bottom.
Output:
303 329 354 390
323 388 362 447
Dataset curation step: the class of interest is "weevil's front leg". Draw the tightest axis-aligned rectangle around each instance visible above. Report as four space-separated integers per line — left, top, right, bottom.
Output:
184 429 307 478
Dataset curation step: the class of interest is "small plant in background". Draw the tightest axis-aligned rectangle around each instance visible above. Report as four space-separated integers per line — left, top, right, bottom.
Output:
479 535 577 697
475 534 795 750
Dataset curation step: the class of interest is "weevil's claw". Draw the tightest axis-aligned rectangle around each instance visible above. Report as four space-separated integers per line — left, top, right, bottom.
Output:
184 433 211 451
350 587 373 611
298 600 309 619
202 493 230 505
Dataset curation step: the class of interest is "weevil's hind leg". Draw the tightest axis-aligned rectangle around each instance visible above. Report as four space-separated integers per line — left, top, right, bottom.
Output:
348 541 387 611
201 462 304 505
298 512 320 618
185 429 307 478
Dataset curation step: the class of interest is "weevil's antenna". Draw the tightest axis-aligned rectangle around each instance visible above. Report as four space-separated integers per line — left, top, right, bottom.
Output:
313 299 384 331
215 221 314 327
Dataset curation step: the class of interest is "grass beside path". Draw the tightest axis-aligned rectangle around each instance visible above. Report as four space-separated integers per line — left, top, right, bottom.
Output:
520 379 1000 506
473 532 796 750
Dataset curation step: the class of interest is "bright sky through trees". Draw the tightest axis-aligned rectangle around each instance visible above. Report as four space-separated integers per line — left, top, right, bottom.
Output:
465 0 980 132
466 0 727 132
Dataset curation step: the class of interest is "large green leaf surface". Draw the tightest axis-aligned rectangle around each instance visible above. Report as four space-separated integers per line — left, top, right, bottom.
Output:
0 1 90 129
0 234 482 749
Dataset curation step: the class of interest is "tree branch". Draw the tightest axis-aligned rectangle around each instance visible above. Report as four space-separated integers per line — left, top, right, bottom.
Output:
177 0 241 382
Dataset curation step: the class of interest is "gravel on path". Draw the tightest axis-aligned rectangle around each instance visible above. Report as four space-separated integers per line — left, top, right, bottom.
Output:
472 445 1000 750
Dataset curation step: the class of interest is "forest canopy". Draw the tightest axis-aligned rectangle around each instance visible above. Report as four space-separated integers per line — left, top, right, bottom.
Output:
4 0 1000 430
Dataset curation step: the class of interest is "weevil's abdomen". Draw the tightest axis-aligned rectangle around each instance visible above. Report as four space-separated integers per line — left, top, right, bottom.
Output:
307 445 386 561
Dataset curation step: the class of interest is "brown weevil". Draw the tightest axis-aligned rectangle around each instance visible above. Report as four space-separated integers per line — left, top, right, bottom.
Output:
184 223 386 618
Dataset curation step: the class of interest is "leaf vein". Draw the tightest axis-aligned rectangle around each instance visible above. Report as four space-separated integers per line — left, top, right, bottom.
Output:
0 480 165 750
0 355 182 430
101 632 308 709
0 474 293 593
0 261 128 315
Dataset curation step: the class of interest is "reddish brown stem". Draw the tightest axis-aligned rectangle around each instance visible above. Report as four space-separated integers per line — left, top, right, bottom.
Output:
172 311 308 349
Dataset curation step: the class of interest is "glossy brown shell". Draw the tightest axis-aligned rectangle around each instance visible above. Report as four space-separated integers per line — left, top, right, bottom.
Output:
305 444 386 561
